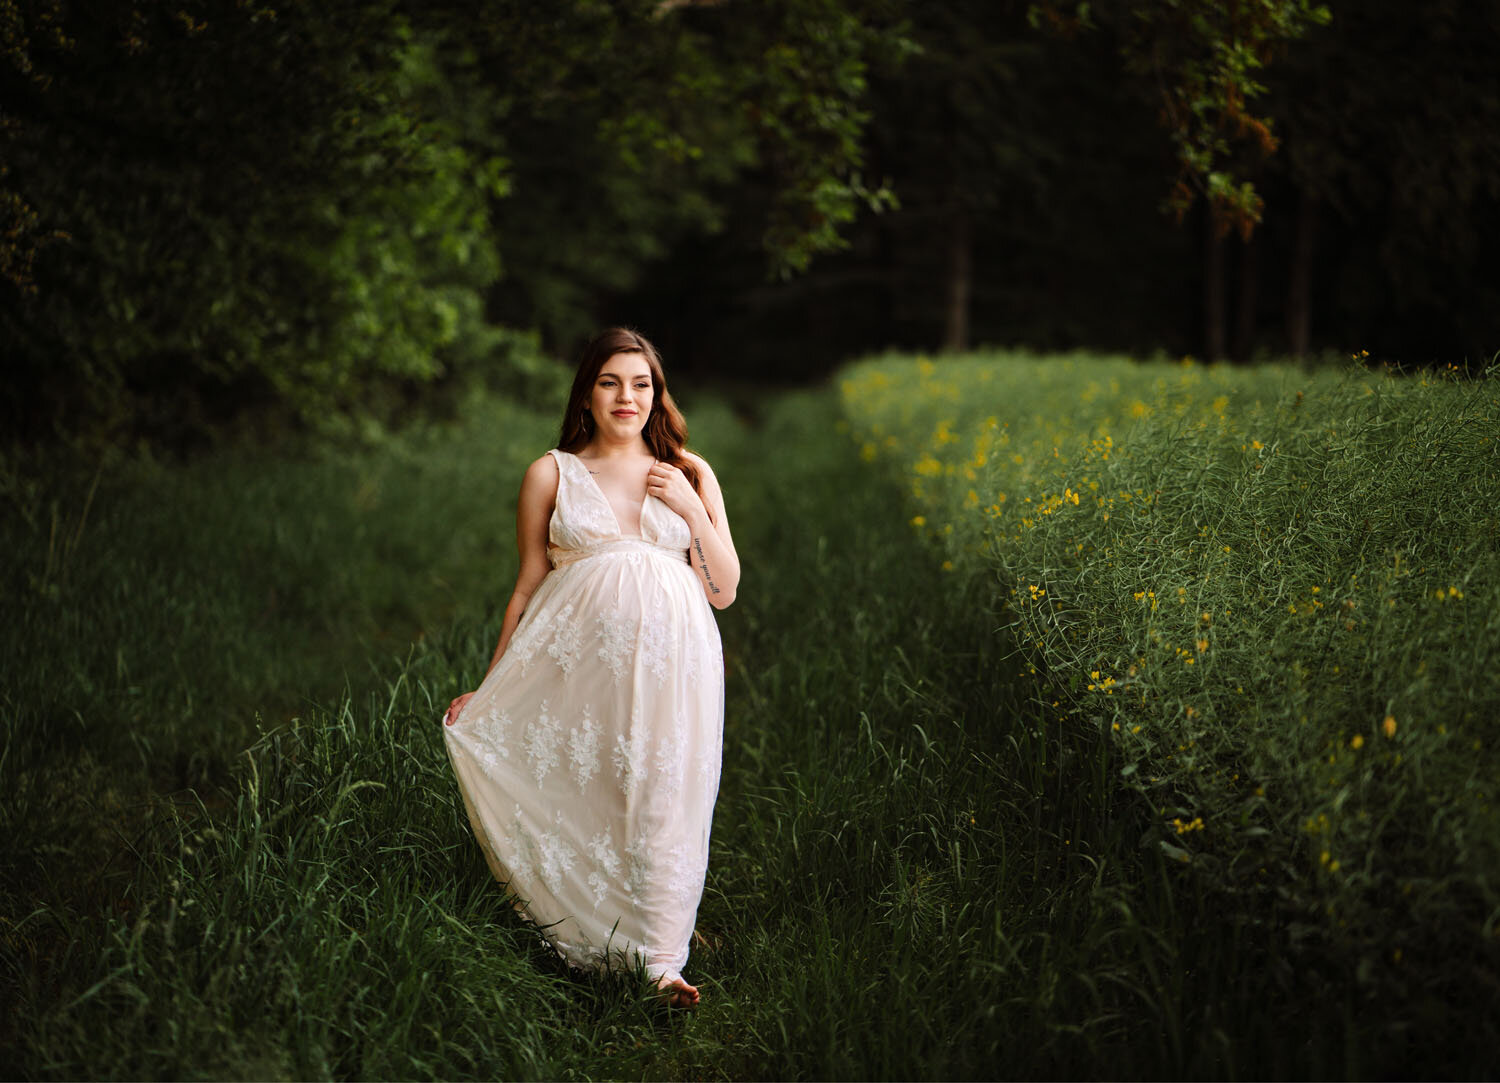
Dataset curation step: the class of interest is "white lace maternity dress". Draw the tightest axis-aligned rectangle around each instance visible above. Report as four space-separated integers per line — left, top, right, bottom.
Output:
443 448 724 988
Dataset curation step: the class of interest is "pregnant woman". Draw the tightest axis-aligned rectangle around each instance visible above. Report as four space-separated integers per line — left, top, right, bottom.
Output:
442 327 738 1010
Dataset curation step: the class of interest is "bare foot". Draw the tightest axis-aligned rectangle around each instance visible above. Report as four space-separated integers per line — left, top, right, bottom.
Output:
655 974 700 1010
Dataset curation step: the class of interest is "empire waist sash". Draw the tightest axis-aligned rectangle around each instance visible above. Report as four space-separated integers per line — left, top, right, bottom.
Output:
547 536 690 569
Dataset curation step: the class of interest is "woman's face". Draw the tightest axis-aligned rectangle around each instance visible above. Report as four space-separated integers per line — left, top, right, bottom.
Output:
589 351 655 441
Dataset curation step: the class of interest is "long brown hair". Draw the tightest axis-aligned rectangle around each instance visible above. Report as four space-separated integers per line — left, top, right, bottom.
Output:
557 327 702 494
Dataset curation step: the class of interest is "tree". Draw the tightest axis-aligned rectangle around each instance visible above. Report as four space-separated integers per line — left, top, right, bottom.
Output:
1032 0 1330 358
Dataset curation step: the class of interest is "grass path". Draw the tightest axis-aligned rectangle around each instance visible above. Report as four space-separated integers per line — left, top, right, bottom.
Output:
4 382 1478 1077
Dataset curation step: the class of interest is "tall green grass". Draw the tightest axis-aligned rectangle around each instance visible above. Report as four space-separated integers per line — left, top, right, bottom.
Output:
1 395 557 1039
842 350 1500 1069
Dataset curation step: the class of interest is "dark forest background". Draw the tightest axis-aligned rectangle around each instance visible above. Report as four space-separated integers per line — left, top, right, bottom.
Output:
3 0 1497 451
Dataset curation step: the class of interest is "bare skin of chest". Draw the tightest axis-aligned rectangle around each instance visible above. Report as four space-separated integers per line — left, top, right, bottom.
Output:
578 453 655 537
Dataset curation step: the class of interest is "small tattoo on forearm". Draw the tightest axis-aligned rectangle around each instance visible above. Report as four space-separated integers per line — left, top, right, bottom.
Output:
693 537 721 594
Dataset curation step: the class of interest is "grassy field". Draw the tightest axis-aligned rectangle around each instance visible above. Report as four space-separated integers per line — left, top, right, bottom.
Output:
843 351 1500 1069
3 354 1496 1079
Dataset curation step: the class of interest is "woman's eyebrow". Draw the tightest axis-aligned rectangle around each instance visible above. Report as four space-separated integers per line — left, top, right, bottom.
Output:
597 371 652 381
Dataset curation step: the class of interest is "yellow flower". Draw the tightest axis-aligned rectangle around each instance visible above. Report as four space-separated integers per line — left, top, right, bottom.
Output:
909 515 926 527
1383 714 1397 738
1351 734 1365 750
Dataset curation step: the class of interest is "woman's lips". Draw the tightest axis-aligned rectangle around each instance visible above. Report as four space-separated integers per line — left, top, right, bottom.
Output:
612 409 637 417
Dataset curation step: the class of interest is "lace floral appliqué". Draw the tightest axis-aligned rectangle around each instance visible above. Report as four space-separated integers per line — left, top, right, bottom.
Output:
569 706 601 789
524 702 562 784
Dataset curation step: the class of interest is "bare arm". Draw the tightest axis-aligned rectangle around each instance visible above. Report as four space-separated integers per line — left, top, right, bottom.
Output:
649 453 739 609
445 453 558 724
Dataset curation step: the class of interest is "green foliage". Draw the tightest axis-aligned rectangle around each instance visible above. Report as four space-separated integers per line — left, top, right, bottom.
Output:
745 0 903 276
2 1 536 445
843 350 1500 1063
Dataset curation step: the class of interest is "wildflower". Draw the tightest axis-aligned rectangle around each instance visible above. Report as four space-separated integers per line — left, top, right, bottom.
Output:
1351 735 1365 750
1196 638 1208 653
1252 440 1263 450
910 515 926 528
1383 715 1397 738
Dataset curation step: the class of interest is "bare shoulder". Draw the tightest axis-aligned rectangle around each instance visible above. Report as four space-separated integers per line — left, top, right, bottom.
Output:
524 450 560 482
519 451 561 501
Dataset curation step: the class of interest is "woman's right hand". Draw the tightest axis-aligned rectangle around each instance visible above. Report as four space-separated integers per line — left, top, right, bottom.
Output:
444 692 476 726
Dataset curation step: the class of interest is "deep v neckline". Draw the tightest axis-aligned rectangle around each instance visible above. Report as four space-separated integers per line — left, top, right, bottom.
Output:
569 450 653 539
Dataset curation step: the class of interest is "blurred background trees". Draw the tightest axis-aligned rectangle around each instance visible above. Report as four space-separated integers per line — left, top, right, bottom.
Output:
3 0 1496 449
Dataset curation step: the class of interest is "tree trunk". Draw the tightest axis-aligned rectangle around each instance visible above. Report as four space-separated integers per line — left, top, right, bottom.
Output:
1286 187 1318 358
942 206 971 353
1232 231 1259 362
1203 212 1227 361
